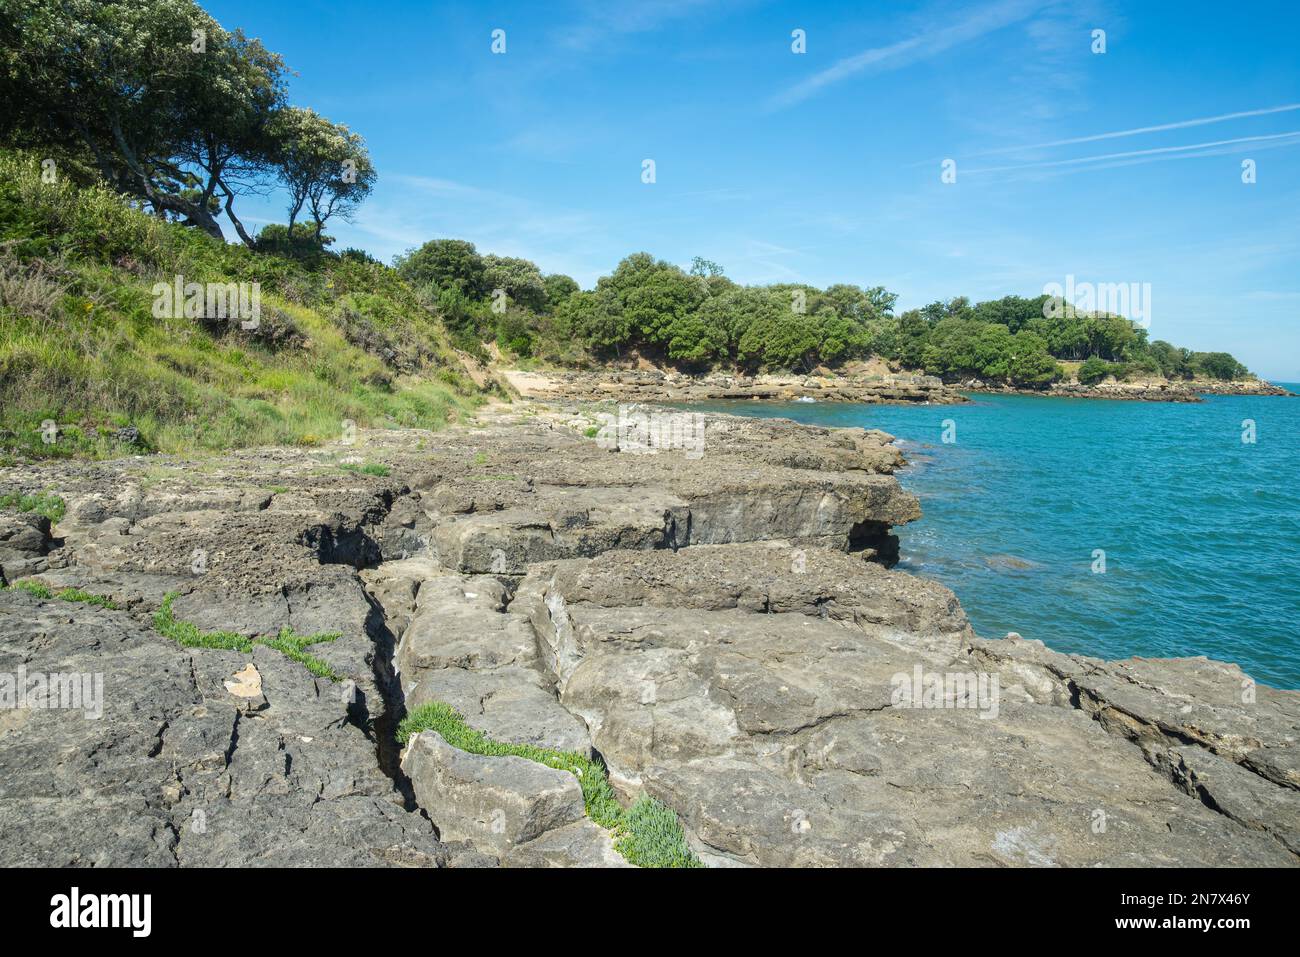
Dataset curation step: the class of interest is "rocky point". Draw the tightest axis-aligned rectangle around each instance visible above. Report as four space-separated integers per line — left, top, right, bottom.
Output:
0 401 1295 866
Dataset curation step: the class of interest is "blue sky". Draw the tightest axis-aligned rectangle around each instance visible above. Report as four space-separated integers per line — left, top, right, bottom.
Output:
205 0 1300 379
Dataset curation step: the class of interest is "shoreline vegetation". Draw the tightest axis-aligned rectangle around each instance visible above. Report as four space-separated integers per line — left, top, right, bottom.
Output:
0 146 1280 468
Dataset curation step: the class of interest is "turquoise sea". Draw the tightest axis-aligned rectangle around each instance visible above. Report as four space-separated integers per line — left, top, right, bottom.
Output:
689 388 1300 689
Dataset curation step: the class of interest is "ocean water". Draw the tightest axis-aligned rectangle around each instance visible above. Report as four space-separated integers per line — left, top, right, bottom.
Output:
687 388 1300 689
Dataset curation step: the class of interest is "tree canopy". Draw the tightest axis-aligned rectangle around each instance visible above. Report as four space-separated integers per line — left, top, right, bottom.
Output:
0 0 374 248
391 241 1253 386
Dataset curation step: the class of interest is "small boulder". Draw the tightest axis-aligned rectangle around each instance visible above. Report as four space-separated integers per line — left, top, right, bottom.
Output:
223 663 267 712
400 731 584 858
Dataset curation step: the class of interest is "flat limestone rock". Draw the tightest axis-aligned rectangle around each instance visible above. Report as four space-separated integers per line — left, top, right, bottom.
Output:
519 545 1300 867
1155 746 1300 855
6 404 1296 868
396 575 537 673
0 591 446 867
404 666 592 756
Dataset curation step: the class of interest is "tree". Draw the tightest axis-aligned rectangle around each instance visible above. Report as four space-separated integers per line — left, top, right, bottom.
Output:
689 256 724 278
1148 340 1191 379
394 239 488 298
0 0 373 249
1006 330 1061 387
254 222 333 259
972 323 1015 380
272 107 375 242
814 308 871 364
559 289 630 356
482 255 546 312
697 287 769 364
921 318 981 378
542 273 579 311
599 254 704 351
738 300 820 371
896 311 931 369
970 295 1046 333
0 0 299 243
664 311 723 367
175 24 289 246
1191 351 1247 381
494 306 534 357
1077 356 1112 384
0 0 243 238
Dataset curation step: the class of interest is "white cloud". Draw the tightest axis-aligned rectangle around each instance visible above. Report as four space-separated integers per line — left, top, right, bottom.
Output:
767 0 1044 109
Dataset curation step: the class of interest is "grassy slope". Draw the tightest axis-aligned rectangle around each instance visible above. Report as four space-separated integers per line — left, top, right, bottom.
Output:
0 150 487 461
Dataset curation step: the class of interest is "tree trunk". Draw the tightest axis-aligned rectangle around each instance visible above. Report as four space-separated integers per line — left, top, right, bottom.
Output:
109 117 224 240
219 180 258 248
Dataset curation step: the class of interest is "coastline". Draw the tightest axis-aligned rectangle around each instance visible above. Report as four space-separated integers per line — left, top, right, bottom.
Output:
502 368 968 405
2 400 1296 867
960 377 1295 403
502 367 1294 406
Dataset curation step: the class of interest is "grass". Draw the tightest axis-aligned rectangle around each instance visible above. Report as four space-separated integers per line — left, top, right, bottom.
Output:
5 578 119 609
616 796 703 868
6 586 344 679
0 490 66 523
397 701 703 868
0 150 483 461
339 461 390 476
154 592 342 680
257 627 343 680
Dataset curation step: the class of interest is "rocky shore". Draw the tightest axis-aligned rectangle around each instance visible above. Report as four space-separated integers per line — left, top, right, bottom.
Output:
1 402 1296 867
503 367 1293 406
961 376 1294 403
505 368 968 405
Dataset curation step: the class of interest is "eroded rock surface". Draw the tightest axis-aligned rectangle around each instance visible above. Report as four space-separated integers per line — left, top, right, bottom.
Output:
1 401 1296 867
0 592 449 867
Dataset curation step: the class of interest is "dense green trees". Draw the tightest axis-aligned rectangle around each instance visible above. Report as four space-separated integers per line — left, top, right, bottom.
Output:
1191 351 1248 381
483 256 547 312
1077 356 1113 385
274 107 375 243
389 241 1252 386
394 237 582 359
395 239 489 298
0 0 374 248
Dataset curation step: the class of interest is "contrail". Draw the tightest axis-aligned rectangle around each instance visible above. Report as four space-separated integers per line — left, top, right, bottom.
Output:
963 130 1300 174
970 104 1300 157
